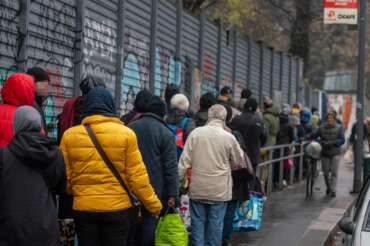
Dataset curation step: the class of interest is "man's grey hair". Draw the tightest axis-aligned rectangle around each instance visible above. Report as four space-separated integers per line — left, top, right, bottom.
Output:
208 104 227 122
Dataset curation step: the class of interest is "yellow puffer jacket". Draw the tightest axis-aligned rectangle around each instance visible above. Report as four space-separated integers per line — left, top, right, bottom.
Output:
60 115 162 214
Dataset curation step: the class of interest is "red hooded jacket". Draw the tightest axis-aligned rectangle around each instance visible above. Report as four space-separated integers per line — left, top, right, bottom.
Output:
0 73 35 147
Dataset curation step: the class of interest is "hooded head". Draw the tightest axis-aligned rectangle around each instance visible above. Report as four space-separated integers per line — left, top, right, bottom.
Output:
171 94 190 112
1 73 35 106
165 84 180 106
79 75 106 96
302 110 312 124
146 95 166 118
27 67 50 106
84 86 117 117
244 97 258 113
199 92 217 111
13 106 42 135
208 104 227 123
134 89 152 112
9 106 58 168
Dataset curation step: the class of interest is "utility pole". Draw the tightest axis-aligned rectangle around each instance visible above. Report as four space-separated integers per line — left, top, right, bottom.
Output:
354 0 367 193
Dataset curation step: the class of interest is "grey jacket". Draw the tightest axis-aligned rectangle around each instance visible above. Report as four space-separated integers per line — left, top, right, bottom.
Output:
179 120 244 202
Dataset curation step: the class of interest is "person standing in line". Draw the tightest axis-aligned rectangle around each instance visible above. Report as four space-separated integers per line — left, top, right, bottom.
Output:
0 73 35 147
230 98 267 170
121 89 152 125
179 104 244 246
194 92 217 127
0 106 66 246
217 86 233 106
57 75 106 246
60 86 162 246
263 98 280 147
238 88 252 111
166 93 196 145
164 83 180 115
27 67 50 133
315 112 345 197
58 75 106 144
129 96 178 246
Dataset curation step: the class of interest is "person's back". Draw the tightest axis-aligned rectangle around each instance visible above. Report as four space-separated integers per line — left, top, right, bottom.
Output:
0 73 35 147
60 87 162 246
231 98 266 168
179 104 243 246
0 106 65 246
263 103 280 146
277 113 294 145
129 100 177 201
129 96 178 245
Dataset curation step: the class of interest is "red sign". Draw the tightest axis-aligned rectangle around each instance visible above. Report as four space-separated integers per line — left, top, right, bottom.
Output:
324 0 358 24
324 0 358 9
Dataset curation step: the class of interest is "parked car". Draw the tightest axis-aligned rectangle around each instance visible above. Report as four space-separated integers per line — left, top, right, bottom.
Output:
339 176 370 246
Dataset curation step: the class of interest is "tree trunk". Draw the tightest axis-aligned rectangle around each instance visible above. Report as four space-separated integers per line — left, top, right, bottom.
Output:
289 0 312 76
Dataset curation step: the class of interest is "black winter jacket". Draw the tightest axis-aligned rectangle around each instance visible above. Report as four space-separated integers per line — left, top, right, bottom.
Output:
230 112 267 168
0 132 66 246
129 113 179 201
277 114 294 145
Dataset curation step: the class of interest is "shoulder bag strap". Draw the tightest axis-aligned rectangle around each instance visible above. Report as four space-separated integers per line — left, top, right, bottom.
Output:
84 125 138 206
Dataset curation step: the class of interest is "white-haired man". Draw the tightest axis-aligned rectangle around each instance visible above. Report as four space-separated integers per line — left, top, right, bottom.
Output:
179 104 244 246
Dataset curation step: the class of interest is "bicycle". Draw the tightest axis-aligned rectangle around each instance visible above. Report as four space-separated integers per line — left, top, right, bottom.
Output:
305 156 317 198
304 141 322 198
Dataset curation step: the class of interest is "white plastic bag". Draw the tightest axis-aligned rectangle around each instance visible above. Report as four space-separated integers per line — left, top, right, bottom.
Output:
344 145 354 164
178 194 191 231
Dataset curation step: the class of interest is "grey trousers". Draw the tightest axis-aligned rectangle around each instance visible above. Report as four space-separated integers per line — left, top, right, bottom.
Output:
321 155 340 192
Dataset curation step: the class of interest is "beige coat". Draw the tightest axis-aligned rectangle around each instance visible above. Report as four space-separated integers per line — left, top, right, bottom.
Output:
179 120 244 202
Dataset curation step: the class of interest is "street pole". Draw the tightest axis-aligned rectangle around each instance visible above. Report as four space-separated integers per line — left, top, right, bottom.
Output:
354 0 367 193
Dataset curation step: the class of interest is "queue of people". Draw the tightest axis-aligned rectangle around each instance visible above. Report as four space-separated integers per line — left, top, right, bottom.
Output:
0 71 347 246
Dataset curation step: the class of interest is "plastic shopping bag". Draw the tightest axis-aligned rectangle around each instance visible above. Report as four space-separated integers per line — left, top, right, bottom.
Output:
155 207 188 246
344 145 354 164
178 194 191 231
233 191 264 231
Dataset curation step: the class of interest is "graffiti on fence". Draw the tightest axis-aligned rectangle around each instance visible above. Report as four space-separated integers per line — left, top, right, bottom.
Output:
84 18 116 63
0 0 21 63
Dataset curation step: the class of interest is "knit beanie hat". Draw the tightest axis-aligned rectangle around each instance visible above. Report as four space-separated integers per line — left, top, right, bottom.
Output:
170 94 190 112
146 96 166 118
244 98 258 113
27 67 50 82
134 89 152 112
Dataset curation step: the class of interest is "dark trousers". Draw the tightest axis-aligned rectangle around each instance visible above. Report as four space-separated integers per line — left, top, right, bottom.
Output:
127 208 158 246
74 210 130 246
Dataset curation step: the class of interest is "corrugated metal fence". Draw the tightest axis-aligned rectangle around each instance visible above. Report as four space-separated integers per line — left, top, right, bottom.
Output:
0 0 303 133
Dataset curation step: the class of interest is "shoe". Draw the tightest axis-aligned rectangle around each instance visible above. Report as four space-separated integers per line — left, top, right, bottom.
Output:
330 191 336 198
326 189 331 195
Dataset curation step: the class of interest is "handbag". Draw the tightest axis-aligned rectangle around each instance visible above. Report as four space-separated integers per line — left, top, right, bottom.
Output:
155 207 188 246
84 125 141 207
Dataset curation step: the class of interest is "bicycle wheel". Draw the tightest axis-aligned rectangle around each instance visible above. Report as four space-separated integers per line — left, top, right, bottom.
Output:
306 160 312 198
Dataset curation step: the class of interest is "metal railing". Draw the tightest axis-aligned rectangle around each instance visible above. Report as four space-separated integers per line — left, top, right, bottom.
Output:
256 142 306 197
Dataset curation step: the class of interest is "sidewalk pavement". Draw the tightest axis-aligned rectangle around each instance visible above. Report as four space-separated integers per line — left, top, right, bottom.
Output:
232 158 356 246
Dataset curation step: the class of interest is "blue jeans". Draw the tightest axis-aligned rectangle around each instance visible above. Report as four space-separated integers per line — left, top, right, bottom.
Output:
190 200 227 246
222 200 238 244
